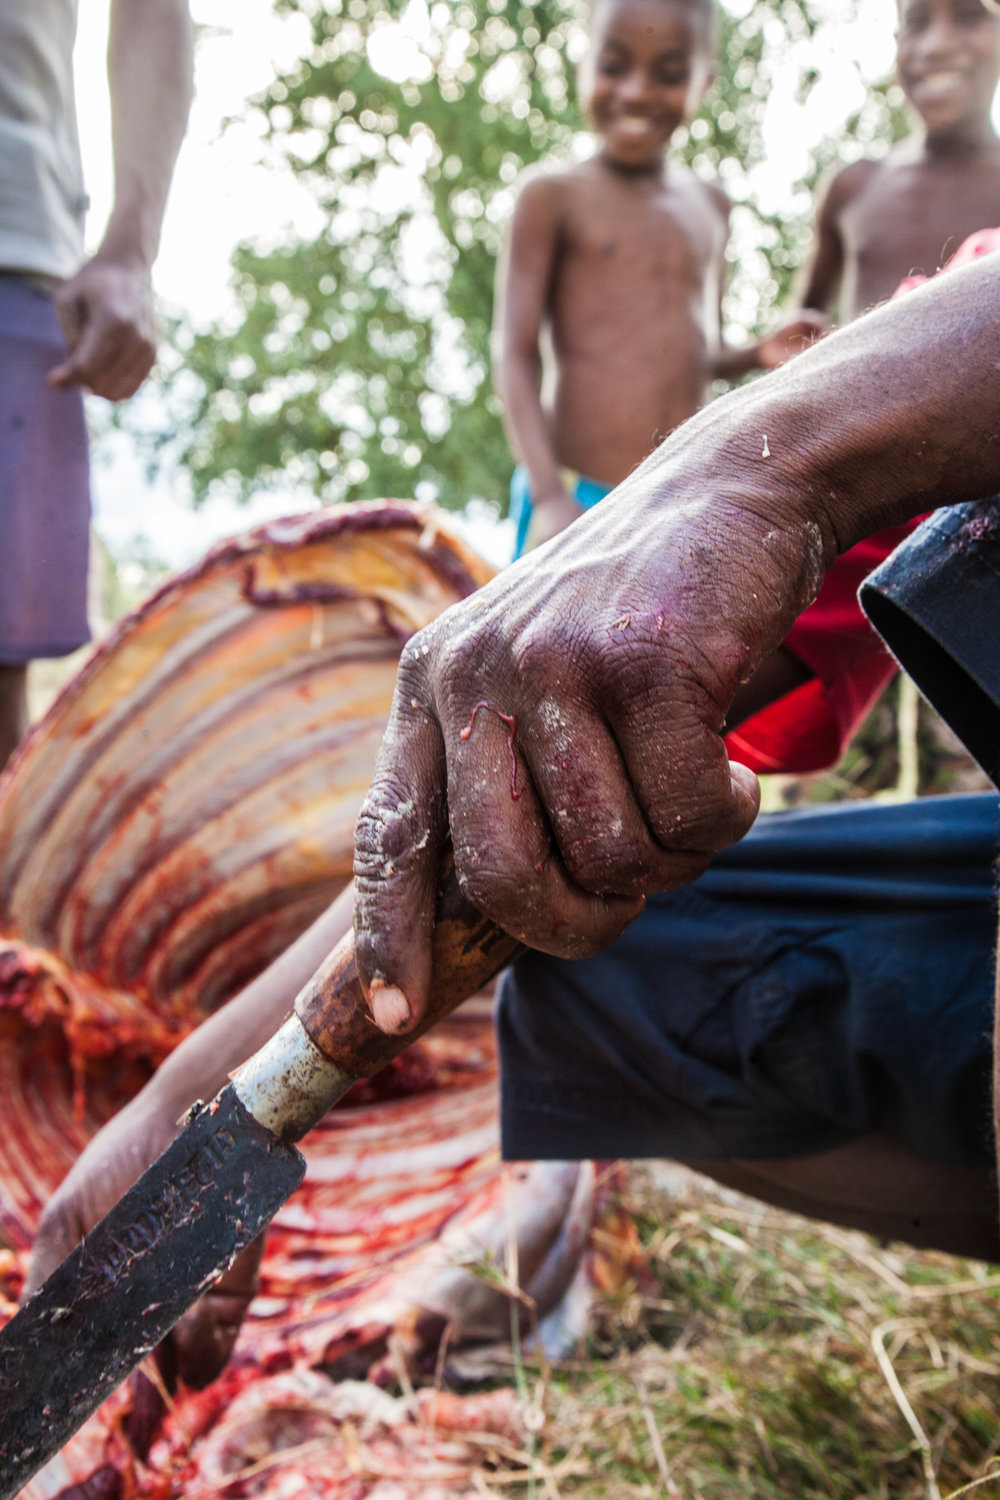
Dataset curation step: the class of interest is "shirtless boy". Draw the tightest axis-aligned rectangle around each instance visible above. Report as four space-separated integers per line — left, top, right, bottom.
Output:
493 0 823 555
800 0 1000 321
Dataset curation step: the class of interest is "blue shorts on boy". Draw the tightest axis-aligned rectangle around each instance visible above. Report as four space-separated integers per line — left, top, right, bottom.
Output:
498 793 999 1168
509 465 612 559
0 275 91 664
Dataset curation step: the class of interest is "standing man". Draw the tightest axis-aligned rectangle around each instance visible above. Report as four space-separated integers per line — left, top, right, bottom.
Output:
0 0 193 769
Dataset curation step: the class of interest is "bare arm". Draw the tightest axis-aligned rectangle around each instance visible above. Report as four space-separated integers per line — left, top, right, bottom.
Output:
26 884 355 1381
493 175 578 546
49 0 194 399
793 162 873 318
709 184 826 379
355 254 1000 1033
712 312 827 380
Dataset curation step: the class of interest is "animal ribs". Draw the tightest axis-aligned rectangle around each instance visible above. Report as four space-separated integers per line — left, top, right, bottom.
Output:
0 502 637 1499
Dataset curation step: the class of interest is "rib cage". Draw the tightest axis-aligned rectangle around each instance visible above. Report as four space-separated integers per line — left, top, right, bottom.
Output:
0 503 637 1499
0 501 493 1021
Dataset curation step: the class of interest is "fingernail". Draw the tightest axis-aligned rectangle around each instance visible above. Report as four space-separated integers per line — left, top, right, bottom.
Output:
370 983 411 1033
730 761 760 802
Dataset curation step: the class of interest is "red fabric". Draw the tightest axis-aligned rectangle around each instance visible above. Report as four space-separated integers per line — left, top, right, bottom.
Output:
724 522 922 774
724 225 1000 777
893 225 1000 296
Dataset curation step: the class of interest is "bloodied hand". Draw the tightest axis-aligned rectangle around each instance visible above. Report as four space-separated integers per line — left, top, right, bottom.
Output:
354 254 1000 1037
354 418 829 1035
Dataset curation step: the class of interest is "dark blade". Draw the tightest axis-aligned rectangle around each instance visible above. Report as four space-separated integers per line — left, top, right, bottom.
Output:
0 1085 305 1499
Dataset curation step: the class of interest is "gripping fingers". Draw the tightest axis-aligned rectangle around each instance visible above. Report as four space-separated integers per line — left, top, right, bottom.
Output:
445 700 644 957
589 623 762 862
50 317 155 399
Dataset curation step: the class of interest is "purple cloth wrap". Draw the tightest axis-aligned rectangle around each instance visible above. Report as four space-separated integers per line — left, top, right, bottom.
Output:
0 273 91 663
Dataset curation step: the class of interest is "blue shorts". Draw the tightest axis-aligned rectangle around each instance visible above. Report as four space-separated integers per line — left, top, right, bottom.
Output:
509 466 612 560
0 274 91 663
498 794 999 1167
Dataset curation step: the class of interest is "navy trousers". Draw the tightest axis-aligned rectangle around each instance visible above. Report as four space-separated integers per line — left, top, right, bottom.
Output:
499 794 1000 1165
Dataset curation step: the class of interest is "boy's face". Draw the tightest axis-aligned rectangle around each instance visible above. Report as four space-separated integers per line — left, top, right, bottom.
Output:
896 0 1000 136
579 0 715 171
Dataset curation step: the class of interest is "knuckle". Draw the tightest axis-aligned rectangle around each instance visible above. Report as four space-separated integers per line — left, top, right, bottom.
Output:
514 616 586 692
394 643 429 695
353 776 435 882
452 847 520 914
560 832 647 895
452 848 540 938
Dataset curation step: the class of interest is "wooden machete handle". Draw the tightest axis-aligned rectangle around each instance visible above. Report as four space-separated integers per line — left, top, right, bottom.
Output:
294 852 524 1078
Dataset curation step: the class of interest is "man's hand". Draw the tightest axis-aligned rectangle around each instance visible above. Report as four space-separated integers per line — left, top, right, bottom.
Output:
355 256 1000 1037
354 439 828 1036
756 310 829 369
48 255 157 401
45 0 194 401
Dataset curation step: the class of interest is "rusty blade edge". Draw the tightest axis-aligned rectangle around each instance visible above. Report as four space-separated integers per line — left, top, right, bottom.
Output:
0 1086 305 1500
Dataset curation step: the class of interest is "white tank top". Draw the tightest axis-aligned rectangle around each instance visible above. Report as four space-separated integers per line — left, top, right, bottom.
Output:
0 0 86 282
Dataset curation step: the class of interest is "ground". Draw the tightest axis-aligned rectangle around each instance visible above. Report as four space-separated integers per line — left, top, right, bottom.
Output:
500 1164 1000 1499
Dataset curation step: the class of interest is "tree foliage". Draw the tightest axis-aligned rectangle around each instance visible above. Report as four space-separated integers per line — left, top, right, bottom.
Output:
154 0 910 513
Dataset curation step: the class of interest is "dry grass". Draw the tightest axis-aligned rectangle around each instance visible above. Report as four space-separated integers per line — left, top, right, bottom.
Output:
485 1167 1000 1500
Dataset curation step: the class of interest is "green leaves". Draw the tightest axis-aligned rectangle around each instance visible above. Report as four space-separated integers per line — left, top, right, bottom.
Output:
156 0 903 515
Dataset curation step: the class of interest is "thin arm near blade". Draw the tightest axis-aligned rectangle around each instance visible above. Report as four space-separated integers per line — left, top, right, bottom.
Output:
0 1088 305 1499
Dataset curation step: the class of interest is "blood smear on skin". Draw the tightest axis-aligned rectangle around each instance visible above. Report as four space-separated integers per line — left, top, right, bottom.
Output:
459 700 521 800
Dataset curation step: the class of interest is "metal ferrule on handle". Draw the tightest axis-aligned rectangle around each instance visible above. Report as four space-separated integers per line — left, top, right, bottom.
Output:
0 853 522 1498
232 1013 358 1139
232 856 523 1144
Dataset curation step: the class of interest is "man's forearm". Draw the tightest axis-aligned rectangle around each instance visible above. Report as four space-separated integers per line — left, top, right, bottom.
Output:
676 255 1000 561
101 0 194 267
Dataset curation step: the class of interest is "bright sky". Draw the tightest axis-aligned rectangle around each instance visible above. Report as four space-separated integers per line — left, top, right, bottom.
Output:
75 0 321 321
72 0 907 571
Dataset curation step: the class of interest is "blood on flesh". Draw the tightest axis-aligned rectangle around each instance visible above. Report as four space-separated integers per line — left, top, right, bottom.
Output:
0 502 642 1500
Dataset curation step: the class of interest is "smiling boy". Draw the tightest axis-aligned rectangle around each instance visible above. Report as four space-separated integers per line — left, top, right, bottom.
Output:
800 0 1000 320
493 0 822 555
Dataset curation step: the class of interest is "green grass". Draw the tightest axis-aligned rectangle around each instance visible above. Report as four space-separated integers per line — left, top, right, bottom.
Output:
480 1168 1000 1499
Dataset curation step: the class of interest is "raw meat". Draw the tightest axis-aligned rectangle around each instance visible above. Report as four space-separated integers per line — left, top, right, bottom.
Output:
0 504 641 1500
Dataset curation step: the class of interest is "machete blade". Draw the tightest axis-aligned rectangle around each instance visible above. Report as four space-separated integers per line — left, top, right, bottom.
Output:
0 1085 305 1500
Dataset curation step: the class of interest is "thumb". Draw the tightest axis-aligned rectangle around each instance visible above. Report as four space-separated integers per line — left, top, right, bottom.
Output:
48 291 90 387
24 1203 84 1297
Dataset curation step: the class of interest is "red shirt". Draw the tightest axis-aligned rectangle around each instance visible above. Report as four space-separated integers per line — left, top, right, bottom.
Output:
724 522 923 774
724 226 1000 776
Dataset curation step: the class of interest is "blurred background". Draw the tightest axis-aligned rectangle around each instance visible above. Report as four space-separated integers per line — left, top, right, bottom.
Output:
70 0 987 802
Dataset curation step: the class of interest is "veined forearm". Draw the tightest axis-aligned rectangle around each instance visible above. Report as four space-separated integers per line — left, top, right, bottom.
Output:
679 256 1000 557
